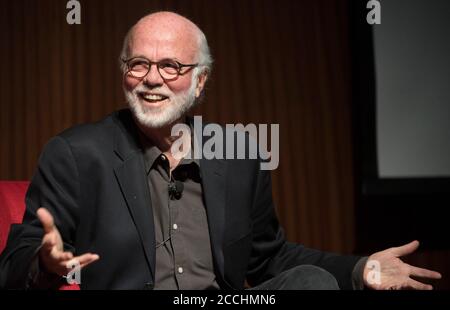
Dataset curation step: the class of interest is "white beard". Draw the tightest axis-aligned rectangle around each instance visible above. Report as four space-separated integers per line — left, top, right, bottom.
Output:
125 75 198 129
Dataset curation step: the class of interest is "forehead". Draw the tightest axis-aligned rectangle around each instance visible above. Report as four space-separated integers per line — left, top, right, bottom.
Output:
129 23 198 62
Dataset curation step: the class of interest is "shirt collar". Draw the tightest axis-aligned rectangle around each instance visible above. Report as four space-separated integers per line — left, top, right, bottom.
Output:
137 119 199 174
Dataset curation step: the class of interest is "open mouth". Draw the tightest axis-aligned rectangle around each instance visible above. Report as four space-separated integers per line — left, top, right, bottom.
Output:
139 93 169 105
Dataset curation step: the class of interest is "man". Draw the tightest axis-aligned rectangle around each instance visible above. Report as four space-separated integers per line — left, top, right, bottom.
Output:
0 11 441 290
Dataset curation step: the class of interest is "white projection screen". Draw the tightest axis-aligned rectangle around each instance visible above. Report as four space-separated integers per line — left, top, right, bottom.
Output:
373 0 450 178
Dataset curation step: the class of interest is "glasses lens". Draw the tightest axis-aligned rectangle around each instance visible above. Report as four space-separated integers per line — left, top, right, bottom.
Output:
127 58 149 78
159 60 180 79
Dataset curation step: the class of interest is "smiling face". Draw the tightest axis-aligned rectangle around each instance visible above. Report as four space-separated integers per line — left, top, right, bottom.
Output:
122 12 208 128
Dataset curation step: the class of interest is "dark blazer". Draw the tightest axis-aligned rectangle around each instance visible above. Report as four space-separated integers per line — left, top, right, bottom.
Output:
0 109 360 289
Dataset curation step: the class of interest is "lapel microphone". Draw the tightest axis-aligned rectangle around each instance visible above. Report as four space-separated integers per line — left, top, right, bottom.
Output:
168 180 184 200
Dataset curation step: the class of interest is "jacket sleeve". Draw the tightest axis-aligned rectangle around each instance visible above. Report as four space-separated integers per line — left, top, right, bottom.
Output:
246 162 361 290
0 136 79 289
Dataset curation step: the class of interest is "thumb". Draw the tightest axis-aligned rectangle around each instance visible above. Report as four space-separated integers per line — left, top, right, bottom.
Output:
390 240 420 257
37 208 56 234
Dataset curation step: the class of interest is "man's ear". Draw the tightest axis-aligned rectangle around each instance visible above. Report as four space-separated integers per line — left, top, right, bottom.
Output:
195 71 208 98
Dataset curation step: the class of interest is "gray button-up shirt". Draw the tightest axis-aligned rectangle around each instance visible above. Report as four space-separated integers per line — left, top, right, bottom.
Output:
139 132 219 290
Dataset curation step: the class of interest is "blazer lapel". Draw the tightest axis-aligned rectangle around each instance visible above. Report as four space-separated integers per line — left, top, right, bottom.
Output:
112 110 156 282
199 157 228 286
188 115 231 287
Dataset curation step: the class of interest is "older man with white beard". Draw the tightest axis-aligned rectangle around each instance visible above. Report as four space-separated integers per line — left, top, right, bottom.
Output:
0 11 441 290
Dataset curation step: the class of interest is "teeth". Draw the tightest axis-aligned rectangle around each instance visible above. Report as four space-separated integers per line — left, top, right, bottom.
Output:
143 94 166 101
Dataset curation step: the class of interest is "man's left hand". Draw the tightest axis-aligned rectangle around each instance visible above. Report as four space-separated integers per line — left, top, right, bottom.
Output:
363 240 442 290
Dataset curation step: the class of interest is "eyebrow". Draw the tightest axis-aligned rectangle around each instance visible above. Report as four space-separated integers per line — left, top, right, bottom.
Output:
128 55 181 62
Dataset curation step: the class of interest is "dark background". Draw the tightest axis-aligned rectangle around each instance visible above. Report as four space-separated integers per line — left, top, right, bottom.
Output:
0 0 448 289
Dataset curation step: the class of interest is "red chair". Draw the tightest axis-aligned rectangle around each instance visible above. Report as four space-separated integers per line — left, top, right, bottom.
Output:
0 181 79 290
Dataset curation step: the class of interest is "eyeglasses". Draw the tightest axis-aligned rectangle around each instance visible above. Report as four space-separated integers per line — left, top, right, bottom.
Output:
122 57 198 80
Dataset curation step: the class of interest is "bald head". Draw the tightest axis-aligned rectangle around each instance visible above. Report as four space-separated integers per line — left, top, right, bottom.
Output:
136 11 199 31
120 11 212 73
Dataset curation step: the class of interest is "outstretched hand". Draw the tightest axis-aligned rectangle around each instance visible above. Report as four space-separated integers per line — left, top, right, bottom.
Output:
363 240 441 290
37 208 100 277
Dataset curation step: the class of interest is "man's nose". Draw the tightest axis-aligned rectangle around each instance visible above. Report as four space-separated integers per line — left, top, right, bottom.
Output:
143 64 164 87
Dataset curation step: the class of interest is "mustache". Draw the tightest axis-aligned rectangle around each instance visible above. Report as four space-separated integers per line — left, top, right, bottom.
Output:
131 85 172 98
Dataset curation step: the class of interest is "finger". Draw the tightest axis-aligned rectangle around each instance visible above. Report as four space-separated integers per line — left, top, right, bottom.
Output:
77 253 100 267
39 249 74 276
54 254 100 277
79 255 100 269
409 265 442 279
37 208 55 234
41 233 57 251
65 253 100 269
51 249 74 261
406 278 433 290
41 234 73 263
390 240 420 257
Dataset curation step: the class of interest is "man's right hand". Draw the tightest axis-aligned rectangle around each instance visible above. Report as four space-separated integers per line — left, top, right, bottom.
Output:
36 208 100 276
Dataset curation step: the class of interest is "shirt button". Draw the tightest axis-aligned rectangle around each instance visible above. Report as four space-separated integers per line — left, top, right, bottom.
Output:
178 267 184 274
161 154 167 161
173 223 178 230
